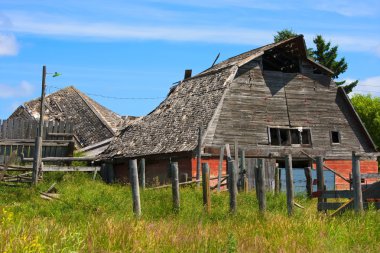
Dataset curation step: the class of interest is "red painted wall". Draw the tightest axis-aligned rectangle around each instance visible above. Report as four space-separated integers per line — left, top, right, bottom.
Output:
114 157 192 185
324 160 378 190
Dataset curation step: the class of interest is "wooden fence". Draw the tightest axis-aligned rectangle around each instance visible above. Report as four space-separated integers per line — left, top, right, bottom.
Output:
0 119 74 164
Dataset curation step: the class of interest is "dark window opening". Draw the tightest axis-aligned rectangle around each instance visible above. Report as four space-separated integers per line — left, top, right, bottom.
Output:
280 129 290 146
262 44 301 73
301 130 311 145
269 127 311 146
331 131 340 144
270 128 280 145
290 129 300 144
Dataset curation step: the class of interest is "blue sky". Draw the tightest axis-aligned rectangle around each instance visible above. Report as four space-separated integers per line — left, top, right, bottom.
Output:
1 0 380 119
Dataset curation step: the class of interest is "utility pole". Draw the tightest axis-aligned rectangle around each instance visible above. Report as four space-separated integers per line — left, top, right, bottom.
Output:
32 65 46 185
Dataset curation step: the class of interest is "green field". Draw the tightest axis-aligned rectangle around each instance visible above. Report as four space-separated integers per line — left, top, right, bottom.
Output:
1 173 379 252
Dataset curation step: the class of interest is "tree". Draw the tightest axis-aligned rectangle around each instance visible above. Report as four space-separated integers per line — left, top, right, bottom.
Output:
273 30 358 93
274 29 298 43
351 94 380 149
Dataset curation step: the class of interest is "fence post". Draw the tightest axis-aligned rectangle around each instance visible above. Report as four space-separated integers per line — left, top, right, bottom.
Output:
129 159 141 217
285 154 294 216
196 127 202 187
171 162 180 213
304 166 312 198
274 163 280 194
32 136 42 184
202 163 211 213
140 158 146 189
241 150 248 193
316 156 325 209
256 159 266 213
352 151 363 213
217 145 224 193
228 159 237 213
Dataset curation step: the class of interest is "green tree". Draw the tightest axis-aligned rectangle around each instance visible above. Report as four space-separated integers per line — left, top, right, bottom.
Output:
273 30 358 93
274 29 298 43
351 94 380 149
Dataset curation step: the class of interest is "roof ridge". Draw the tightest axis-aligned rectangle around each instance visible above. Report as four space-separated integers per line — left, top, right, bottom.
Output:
71 87 117 136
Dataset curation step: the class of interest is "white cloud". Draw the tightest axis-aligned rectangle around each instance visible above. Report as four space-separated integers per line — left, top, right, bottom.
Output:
349 76 380 96
2 12 273 45
0 81 34 98
0 34 19 56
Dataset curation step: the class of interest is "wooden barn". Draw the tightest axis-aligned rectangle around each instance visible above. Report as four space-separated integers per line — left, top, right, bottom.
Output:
9 86 128 156
101 36 378 190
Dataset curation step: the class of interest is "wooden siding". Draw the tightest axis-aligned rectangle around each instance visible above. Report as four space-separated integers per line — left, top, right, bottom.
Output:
204 60 376 159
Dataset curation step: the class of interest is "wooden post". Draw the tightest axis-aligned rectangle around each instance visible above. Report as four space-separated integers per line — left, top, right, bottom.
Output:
228 159 237 213
241 150 248 193
140 158 146 189
285 154 294 216
171 162 180 212
32 137 42 184
304 166 312 198
274 163 280 194
196 127 202 187
217 145 224 192
129 159 141 217
316 156 325 207
256 158 266 213
202 163 211 213
107 162 115 183
32 65 46 185
352 151 363 213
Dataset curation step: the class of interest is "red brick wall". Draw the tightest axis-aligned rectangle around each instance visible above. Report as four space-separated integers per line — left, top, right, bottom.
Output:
324 160 378 190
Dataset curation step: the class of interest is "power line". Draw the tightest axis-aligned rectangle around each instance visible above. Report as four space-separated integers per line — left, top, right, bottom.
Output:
48 85 165 100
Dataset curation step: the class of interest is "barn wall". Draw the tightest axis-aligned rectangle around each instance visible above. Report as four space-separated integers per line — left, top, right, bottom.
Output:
204 59 375 159
114 156 192 185
324 160 378 190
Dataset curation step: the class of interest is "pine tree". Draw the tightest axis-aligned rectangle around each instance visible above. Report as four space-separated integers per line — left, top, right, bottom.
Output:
273 30 358 93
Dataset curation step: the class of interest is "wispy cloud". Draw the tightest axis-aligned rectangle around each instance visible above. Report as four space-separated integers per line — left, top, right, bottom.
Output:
0 33 19 56
2 12 273 45
0 81 34 98
349 76 380 96
311 0 380 17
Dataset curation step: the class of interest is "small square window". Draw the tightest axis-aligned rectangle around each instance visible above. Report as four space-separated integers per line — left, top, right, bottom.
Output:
301 130 311 145
331 131 340 144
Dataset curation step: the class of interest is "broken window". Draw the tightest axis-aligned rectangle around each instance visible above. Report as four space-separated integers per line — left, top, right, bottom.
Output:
331 131 340 144
262 43 301 73
269 127 311 146
270 128 280 145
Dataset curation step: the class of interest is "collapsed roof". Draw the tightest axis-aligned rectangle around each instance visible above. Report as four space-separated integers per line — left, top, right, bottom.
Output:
9 86 124 147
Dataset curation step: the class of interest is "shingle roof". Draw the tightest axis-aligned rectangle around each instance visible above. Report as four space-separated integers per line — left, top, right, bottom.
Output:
10 86 123 147
102 66 238 158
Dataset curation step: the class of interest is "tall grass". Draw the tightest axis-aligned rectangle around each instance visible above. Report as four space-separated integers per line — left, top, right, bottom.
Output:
1 173 379 252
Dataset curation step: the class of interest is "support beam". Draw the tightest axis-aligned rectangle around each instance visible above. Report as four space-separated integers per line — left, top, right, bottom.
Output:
202 163 211 213
196 127 202 187
316 156 325 207
285 154 294 216
140 158 146 189
304 166 312 198
228 159 237 213
274 163 280 194
171 162 180 213
129 159 141 217
352 151 363 213
256 159 266 213
217 145 224 193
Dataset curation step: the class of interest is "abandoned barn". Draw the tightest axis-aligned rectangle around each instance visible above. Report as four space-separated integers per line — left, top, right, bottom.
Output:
9 86 129 156
101 35 378 190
